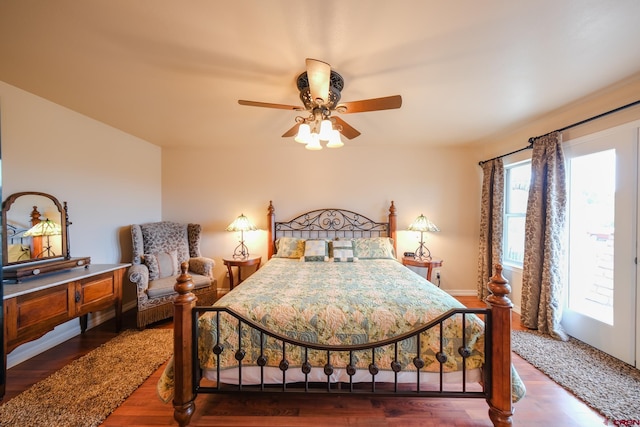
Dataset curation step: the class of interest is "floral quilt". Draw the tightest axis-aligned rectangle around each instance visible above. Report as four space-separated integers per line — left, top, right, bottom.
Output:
157 258 525 403
198 258 485 372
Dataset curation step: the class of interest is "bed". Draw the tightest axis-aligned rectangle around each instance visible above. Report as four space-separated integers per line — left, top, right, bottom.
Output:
164 201 523 427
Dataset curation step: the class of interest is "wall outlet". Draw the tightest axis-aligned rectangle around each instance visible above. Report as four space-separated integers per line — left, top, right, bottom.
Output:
436 271 441 280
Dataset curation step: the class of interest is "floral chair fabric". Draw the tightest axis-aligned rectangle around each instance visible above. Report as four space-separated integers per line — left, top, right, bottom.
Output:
129 221 217 328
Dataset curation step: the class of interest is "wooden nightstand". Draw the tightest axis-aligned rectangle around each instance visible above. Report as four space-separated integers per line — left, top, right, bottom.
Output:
402 256 443 283
223 256 261 290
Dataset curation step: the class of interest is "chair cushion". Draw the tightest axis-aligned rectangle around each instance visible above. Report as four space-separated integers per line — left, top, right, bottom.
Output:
146 272 212 298
144 250 179 280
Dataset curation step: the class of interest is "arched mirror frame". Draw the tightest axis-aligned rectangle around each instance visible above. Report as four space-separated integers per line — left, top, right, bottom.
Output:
2 191 70 267
2 192 90 282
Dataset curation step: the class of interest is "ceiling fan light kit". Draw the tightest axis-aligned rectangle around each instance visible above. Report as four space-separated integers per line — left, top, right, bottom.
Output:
238 58 402 150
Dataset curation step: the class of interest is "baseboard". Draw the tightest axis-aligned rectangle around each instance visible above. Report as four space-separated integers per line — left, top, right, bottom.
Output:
7 300 137 369
444 289 477 296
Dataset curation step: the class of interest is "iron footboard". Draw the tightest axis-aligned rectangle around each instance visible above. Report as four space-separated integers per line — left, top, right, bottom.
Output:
190 306 492 399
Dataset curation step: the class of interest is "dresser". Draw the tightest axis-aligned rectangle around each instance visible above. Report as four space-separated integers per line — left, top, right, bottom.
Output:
3 264 129 353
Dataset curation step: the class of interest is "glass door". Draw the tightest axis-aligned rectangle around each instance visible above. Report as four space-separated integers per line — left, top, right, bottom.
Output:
561 123 638 366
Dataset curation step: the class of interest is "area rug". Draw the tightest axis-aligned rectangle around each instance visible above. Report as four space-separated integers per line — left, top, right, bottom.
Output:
512 329 640 422
0 328 173 427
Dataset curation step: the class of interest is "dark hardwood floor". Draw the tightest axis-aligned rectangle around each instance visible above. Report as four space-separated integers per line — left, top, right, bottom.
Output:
3 297 606 426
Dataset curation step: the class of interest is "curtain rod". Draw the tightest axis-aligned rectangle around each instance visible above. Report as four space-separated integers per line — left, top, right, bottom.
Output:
478 143 532 166
478 99 640 166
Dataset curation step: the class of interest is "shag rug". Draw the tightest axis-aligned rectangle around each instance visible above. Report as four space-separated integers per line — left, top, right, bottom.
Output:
512 329 640 422
0 328 173 427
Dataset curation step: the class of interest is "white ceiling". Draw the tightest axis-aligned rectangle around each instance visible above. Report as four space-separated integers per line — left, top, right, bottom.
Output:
1 0 640 149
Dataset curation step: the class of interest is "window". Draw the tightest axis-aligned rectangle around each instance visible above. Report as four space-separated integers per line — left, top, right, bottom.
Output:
503 161 531 266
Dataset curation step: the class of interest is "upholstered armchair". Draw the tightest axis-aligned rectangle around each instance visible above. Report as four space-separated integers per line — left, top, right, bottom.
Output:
128 221 217 328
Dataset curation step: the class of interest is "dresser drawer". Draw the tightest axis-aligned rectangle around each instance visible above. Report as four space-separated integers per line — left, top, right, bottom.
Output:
4 284 73 352
76 272 117 314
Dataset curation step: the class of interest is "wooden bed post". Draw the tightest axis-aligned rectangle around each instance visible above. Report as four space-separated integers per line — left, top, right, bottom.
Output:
485 264 514 427
388 201 397 254
267 200 275 260
173 262 196 427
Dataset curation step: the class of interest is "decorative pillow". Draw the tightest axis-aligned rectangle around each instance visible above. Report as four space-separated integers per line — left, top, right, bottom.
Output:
331 240 357 262
274 237 306 258
352 237 395 259
301 239 329 262
144 250 179 280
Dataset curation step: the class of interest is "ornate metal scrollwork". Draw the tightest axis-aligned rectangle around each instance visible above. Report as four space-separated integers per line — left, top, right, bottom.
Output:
276 208 389 235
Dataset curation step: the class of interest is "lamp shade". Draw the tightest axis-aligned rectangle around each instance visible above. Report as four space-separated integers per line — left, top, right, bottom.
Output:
24 219 62 237
295 123 312 144
318 119 333 141
408 214 440 232
326 129 344 148
226 214 257 232
305 133 322 150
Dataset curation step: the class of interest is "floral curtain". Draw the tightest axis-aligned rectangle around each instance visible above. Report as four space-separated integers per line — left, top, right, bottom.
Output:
477 158 504 300
520 131 568 340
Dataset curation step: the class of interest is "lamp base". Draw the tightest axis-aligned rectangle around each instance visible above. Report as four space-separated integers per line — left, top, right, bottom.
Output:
414 242 432 261
232 242 250 259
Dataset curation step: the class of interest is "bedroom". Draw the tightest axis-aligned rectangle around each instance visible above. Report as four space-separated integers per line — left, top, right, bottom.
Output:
0 1 639 425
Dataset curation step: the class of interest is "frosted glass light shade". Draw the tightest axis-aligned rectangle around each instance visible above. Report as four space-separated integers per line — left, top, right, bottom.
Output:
318 119 333 141
305 133 322 150
326 129 344 148
295 123 312 144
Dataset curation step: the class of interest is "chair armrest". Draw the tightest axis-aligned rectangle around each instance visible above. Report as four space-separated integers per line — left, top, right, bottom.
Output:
189 256 214 278
128 263 150 291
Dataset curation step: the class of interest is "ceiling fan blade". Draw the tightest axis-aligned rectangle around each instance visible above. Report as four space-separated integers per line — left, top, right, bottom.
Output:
306 58 331 105
238 100 304 111
335 95 402 114
282 123 300 138
333 116 361 139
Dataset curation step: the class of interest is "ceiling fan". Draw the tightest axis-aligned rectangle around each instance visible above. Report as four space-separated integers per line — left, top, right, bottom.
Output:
238 58 402 149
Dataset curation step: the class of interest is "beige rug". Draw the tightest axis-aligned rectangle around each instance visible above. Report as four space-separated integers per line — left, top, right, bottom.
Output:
512 329 640 422
0 328 173 427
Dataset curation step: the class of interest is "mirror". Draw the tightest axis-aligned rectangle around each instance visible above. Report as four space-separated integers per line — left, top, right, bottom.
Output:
2 192 69 266
1 191 90 282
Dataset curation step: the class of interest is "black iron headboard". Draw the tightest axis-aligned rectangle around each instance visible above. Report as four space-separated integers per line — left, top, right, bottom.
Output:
267 201 397 259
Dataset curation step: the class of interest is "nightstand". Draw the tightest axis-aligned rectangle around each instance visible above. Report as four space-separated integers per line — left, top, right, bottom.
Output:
402 256 443 283
223 256 261 290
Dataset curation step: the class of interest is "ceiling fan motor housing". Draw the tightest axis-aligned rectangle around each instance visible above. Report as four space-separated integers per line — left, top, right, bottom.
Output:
297 70 344 110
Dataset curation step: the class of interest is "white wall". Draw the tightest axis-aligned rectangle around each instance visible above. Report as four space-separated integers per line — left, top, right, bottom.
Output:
1 81 162 366
161 144 482 295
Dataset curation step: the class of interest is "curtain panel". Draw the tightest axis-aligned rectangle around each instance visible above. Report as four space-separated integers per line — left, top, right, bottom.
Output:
477 158 504 300
520 131 568 340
